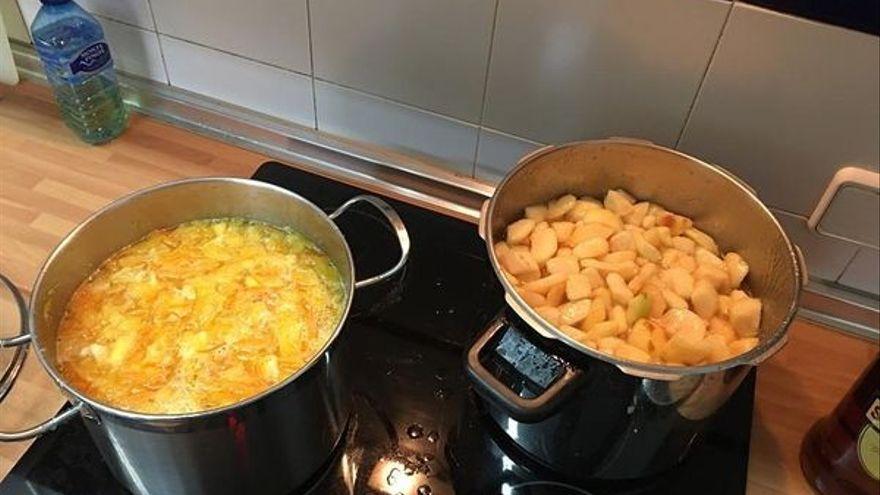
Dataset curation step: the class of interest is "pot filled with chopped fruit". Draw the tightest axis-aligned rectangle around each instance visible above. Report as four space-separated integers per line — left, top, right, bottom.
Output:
0 178 409 495
466 139 804 479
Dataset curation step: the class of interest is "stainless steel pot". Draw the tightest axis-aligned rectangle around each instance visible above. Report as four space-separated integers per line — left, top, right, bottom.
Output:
0 178 410 495
466 139 806 479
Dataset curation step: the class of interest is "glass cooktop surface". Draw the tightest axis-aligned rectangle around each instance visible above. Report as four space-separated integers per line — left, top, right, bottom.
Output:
0 163 755 495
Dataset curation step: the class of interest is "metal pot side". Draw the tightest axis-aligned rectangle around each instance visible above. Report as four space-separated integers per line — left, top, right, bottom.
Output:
8 177 409 494
484 139 803 378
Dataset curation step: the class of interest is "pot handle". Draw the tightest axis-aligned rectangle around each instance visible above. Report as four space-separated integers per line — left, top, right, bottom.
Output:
0 274 83 442
329 195 411 289
465 313 583 423
0 274 32 349
0 403 84 442
478 200 490 241
0 274 30 404
794 244 809 288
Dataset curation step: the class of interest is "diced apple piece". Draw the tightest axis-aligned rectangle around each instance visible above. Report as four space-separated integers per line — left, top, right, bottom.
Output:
581 267 604 288
530 227 558 263
546 283 567 306
582 209 623 230
573 237 609 258
598 337 626 355
607 273 634 305
729 337 759 356
567 223 616 246
685 228 719 255
729 297 761 337
671 236 696 254
609 231 636 252
661 267 694 298
523 272 568 294
623 202 650 226
534 306 561 326
691 279 719 319
705 334 732 363
546 255 580 275
560 299 593 325
604 189 635 216
708 317 736 344
724 252 749 288
566 273 592 301
611 305 627 333
657 212 693 236
693 265 730 292
547 194 578 220
525 205 548 221
626 293 651 324
584 321 620 341
551 221 575 244
627 320 653 352
506 218 536 244
616 343 652 362
498 249 539 276
660 308 707 338
516 289 546 307
627 262 658 293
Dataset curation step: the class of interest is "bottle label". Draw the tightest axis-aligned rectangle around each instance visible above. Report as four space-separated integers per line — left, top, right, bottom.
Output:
69 42 112 76
867 398 880 429
857 424 879 480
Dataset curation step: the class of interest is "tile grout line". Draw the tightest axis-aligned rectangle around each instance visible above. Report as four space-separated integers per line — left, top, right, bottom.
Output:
89 11 494 135
673 1 736 149
834 248 862 283
155 32 313 79
305 0 318 130
141 0 170 85
312 76 480 128
91 11 150 32
151 30 473 130
471 0 502 178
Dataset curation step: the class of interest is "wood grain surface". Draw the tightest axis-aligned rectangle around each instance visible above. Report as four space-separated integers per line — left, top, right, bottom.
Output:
0 81 265 480
1 81 878 493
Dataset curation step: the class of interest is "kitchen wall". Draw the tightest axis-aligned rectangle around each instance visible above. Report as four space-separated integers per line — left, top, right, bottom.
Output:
9 0 880 296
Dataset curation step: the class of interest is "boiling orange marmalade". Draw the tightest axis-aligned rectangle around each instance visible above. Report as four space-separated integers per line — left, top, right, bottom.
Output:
55 219 344 414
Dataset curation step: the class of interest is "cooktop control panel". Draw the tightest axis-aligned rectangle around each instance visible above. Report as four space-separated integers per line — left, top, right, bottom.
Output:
483 324 567 399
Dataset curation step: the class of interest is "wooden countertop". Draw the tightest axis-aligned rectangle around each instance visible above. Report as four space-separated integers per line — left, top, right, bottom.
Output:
1 81 877 494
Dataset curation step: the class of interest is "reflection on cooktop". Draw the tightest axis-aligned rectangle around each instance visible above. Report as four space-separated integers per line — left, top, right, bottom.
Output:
0 163 754 495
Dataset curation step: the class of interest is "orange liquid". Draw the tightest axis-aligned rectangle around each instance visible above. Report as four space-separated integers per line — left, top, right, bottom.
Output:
55 219 344 414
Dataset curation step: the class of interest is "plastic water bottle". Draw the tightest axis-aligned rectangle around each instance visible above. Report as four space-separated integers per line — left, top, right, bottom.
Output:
31 0 127 144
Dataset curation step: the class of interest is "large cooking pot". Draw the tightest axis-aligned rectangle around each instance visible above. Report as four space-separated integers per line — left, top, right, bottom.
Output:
466 139 806 479
0 178 410 495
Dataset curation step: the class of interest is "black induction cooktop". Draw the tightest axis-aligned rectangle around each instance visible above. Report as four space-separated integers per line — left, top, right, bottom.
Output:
0 162 755 495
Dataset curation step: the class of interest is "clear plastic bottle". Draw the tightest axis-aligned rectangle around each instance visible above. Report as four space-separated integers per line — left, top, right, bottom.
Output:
30 0 127 144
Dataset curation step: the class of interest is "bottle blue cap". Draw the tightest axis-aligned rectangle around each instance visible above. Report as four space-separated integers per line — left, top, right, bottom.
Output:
39 0 71 4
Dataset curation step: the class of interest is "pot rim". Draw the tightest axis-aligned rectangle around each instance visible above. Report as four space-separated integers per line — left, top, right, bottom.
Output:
485 138 803 379
27 177 357 422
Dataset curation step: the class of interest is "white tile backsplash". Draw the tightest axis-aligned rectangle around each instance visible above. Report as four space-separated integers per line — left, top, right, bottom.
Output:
102 19 165 83
679 4 880 216
475 128 543 183
774 209 859 283
315 81 479 176
78 0 153 30
483 0 730 146
150 0 310 73
161 36 314 127
14 0 38 27
817 185 880 249
311 0 496 122
838 248 880 296
2 0 30 41
11 0 879 305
